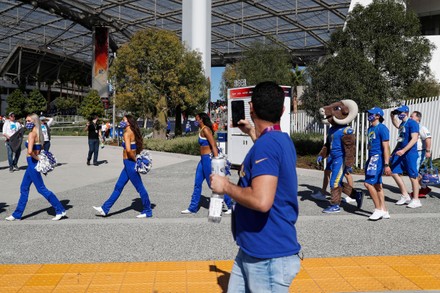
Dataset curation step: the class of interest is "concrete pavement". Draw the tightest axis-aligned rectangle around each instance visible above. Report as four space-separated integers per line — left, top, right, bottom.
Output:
0 136 439 265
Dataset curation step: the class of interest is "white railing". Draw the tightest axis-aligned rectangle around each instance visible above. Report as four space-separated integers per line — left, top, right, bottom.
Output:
291 110 325 134
53 115 86 124
291 97 440 168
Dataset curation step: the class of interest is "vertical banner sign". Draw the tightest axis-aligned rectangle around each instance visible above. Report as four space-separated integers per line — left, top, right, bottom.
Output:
92 27 109 109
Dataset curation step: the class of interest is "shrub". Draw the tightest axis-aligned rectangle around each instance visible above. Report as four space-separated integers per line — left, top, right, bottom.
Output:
143 134 199 155
291 132 323 156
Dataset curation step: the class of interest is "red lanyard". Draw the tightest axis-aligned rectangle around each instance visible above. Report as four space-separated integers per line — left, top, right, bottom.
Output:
260 124 281 136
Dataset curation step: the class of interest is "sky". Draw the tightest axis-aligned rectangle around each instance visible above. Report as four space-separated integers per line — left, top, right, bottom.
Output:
211 66 225 102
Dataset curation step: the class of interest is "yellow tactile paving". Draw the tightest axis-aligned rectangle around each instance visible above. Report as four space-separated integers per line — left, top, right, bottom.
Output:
0 255 439 292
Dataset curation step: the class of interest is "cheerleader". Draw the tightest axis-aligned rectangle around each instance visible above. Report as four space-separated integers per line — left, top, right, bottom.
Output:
181 113 232 214
93 115 152 218
5 113 66 221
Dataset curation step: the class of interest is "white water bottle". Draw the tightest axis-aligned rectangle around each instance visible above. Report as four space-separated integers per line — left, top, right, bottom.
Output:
208 156 226 223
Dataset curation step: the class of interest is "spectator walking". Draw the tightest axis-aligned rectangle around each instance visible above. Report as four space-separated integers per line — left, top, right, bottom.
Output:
210 82 301 292
389 105 421 208
364 107 391 220
5 113 66 221
93 115 153 218
84 115 102 166
409 111 432 197
2 112 22 172
40 116 54 152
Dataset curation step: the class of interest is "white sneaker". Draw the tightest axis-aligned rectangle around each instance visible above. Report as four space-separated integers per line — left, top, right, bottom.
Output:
343 196 356 204
52 211 66 221
311 191 328 201
369 209 386 221
407 199 422 209
5 215 18 221
93 206 107 216
383 211 390 219
224 209 232 215
395 195 411 205
181 209 194 214
136 213 147 218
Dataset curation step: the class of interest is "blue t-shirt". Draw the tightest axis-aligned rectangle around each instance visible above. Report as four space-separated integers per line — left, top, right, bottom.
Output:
367 123 389 156
327 125 353 159
397 118 419 153
234 131 301 258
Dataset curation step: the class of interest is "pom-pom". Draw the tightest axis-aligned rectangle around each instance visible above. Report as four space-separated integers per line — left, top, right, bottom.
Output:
35 150 57 175
135 150 152 174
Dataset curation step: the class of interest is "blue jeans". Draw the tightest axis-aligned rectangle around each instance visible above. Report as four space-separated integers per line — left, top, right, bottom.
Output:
43 141 51 152
5 141 21 168
228 249 301 293
12 157 65 219
187 154 232 213
101 159 152 215
87 139 100 164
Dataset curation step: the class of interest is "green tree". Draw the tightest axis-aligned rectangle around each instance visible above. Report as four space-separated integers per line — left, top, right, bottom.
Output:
171 50 209 136
220 42 293 100
26 88 47 115
78 89 105 120
54 96 80 114
111 28 208 138
406 77 440 99
6 89 26 118
219 63 241 100
237 42 292 86
302 0 434 115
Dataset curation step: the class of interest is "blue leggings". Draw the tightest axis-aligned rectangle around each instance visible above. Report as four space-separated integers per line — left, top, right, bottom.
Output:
12 157 65 219
102 159 152 216
187 154 232 212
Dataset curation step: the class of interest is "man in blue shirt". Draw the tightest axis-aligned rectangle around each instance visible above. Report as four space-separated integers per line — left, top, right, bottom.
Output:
364 107 391 220
211 81 301 292
389 105 421 208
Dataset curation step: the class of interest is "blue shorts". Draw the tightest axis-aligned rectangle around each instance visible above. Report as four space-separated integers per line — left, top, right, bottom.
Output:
365 155 383 185
390 151 419 178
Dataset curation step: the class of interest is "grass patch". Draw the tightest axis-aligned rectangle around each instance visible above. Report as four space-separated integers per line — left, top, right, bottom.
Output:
51 127 87 136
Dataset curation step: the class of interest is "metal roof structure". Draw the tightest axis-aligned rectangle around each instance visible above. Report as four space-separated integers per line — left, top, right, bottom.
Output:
0 0 351 65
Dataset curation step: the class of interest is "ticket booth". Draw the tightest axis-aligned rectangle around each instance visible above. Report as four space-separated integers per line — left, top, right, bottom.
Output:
227 86 291 166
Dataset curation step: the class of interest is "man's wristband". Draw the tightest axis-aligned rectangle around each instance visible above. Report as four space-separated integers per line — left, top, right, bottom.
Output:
384 164 389 167
426 150 431 153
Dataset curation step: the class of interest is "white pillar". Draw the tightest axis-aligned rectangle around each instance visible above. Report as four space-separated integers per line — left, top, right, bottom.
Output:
182 0 211 78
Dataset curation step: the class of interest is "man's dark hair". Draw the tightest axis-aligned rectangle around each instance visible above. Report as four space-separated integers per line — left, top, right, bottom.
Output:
251 81 284 123
412 111 422 120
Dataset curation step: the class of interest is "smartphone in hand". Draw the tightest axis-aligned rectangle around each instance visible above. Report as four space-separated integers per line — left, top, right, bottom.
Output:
231 100 245 127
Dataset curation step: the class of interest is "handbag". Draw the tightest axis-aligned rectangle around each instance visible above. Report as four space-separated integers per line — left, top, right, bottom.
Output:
420 158 440 186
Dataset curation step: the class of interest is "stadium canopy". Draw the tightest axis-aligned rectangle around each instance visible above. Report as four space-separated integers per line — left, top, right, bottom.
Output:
0 0 351 83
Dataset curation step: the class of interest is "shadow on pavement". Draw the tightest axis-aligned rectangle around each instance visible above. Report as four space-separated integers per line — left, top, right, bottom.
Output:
210 264 230 293
106 198 156 217
21 199 73 220
299 184 371 217
0 202 9 214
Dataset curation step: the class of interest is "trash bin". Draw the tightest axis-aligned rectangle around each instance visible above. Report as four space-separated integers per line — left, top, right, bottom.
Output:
217 132 227 155
217 132 227 142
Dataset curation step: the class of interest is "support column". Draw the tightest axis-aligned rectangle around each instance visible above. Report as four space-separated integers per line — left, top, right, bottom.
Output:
182 0 211 78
